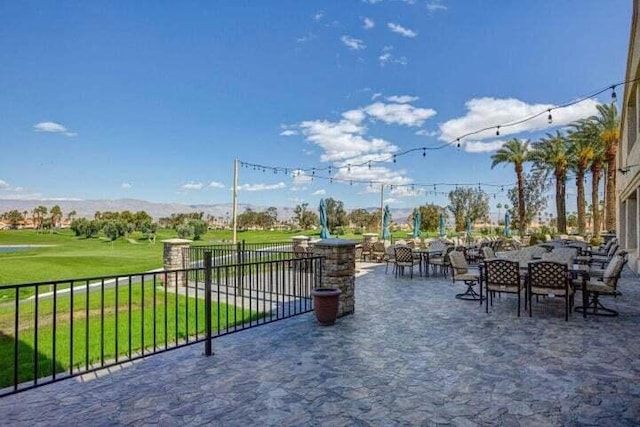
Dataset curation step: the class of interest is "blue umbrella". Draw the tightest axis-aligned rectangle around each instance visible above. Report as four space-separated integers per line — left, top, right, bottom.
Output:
504 212 511 237
412 210 421 238
439 213 446 238
319 198 330 239
382 205 391 240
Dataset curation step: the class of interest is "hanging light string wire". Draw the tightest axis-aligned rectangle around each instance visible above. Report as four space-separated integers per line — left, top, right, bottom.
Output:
239 75 639 186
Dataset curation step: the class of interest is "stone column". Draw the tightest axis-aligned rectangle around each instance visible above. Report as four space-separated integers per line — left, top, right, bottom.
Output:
312 239 356 317
162 238 193 287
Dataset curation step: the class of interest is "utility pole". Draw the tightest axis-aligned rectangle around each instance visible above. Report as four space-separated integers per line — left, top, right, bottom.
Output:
232 158 238 244
380 184 384 239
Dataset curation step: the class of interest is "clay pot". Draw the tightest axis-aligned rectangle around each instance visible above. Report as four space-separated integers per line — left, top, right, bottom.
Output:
311 288 341 326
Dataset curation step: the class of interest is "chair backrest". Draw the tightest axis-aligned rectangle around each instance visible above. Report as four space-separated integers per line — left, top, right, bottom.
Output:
528 261 568 292
385 244 396 257
607 243 620 258
602 255 626 290
407 240 416 248
484 259 520 287
395 239 407 246
373 241 385 252
362 241 373 253
394 245 413 263
448 250 468 275
482 246 496 259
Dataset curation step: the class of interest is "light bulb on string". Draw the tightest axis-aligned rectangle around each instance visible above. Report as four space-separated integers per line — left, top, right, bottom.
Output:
368 161 371 169
422 148 426 157
456 139 460 149
496 126 500 136
547 110 553 124
393 155 397 163
611 85 617 102
347 164 351 173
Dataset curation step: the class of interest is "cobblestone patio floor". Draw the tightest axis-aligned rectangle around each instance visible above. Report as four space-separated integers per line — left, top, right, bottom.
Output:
1 263 640 426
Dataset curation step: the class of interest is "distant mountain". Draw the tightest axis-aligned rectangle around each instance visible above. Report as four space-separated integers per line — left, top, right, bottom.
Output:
0 198 299 221
0 198 415 223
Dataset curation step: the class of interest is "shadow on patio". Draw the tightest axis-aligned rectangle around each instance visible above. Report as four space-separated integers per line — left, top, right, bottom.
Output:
1 262 639 426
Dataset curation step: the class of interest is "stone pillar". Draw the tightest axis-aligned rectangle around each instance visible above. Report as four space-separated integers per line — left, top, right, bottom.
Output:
162 238 193 287
312 239 356 317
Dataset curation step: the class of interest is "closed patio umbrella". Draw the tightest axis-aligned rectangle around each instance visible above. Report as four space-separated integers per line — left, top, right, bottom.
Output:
504 212 511 237
319 198 330 239
465 218 472 238
382 205 391 240
439 213 446 238
412 210 421 238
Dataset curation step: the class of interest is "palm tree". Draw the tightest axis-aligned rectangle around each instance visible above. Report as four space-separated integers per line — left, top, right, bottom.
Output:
529 130 570 233
568 120 597 236
590 103 620 231
491 138 530 237
588 126 605 238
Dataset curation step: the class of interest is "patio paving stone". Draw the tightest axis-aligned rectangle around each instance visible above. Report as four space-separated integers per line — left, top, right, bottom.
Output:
0 262 639 426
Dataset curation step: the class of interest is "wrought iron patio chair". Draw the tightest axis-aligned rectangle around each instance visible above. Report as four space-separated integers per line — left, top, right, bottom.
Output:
527 261 574 321
372 241 386 262
361 241 373 261
394 245 418 279
384 244 396 274
428 245 454 277
449 250 482 302
483 259 524 316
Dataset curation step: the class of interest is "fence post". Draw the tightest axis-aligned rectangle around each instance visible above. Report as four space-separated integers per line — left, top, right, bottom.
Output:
204 250 213 356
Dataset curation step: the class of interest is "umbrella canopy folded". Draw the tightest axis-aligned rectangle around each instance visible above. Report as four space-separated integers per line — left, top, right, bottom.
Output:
319 198 330 239
439 213 446 238
412 210 421 238
382 205 391 240
504 213 511 237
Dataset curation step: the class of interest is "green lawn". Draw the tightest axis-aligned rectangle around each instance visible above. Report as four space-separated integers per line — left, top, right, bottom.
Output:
0 281 261 388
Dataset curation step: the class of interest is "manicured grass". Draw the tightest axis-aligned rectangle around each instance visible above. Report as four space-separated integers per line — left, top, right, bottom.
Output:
0 281 261 389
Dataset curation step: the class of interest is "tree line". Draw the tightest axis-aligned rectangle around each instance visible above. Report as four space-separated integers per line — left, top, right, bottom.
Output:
491 103 618 238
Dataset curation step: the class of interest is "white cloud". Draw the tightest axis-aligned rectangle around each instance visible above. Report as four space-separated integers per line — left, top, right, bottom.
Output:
371 92 383 100
386 95 419 104
280 129 299 136
416 129 438 137
463 140 508 153
121 183 131 189
439 97 600 151
314 11 324 21
341 35 366 50
0 180 9 189
238 182 286 192
362 17 375 29
208 181 225 189
426 1 447 13
364 102 436 127
390 186 423 198
388 22 417 38
384 198 401 204
378 46 407 67
181 182 204 190
33 121 77 137
313 189 327 195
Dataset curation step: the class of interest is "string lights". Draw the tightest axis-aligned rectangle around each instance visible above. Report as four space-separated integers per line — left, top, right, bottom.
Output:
237 75 636 194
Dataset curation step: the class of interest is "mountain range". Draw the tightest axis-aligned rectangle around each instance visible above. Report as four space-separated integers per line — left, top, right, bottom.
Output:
0 198 416 223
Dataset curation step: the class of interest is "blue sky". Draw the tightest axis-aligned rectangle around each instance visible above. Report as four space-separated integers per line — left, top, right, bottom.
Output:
0 0 632 214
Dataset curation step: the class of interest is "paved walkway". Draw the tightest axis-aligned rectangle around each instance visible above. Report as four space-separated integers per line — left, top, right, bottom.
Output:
1 263 639 426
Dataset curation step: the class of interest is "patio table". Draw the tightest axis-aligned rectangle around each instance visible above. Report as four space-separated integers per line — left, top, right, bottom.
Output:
413 248 443 277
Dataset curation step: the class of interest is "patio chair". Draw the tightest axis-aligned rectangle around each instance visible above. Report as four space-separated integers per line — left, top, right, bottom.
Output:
429 245 454 277
361 241 373 261
394 245 418 279
484 259 524 316
355 245 363 262
383 245 396 274
481 246 496 260
449 250 482 301
372 241 386 262
589 237 617 256
576 254 626 317
589 243 620 268
527 261 574 321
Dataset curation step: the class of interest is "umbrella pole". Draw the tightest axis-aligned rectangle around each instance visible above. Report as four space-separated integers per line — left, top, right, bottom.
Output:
380 184 384 239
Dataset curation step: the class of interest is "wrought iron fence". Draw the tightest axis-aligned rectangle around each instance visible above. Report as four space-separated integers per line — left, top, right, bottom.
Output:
0 252 321 397
187 241 294 268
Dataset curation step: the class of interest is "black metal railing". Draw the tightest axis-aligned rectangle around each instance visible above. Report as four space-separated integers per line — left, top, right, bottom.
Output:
0 252 321 397
187 241 294 268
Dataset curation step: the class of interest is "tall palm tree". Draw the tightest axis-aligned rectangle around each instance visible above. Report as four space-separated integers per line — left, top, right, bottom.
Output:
491 138 530 237
568 120 597 236
529 130 570 233
590 103 620 231
587 124 605 238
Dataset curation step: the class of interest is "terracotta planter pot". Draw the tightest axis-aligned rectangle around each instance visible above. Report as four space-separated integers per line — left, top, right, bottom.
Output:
312 287 342 326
